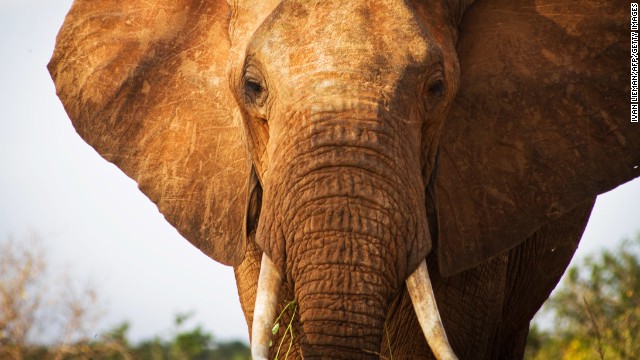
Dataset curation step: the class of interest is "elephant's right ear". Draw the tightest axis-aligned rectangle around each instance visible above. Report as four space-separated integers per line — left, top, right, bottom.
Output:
48 0 250 265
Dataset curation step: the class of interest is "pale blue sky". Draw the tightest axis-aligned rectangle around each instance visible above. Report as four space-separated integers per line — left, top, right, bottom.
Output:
1 0 638 344
0 0 245 343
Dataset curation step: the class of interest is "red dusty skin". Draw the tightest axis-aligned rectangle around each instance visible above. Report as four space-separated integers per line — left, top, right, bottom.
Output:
292 225 394 359
255 108 431 358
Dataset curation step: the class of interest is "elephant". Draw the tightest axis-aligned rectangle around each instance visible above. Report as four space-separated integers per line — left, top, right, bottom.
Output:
48 0 640 358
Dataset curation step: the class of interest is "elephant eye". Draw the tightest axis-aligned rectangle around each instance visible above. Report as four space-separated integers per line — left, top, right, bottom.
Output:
427 80 444 97
244 77 268 107
245 79 263 95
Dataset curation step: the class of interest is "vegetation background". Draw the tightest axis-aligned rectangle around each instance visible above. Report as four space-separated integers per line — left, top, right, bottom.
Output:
2 233 638 359
525 235 640 360
0 235 251 360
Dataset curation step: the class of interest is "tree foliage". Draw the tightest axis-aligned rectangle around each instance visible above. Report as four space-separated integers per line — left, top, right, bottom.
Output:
526 234 640 360
83 314 250 360
0 235 250 359
0 234 101 360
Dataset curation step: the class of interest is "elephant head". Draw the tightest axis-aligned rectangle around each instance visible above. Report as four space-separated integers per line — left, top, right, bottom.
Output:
49 0 640 358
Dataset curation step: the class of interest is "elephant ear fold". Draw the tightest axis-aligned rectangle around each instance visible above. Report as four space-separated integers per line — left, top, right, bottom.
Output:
48 0 249 265
436 0 640 276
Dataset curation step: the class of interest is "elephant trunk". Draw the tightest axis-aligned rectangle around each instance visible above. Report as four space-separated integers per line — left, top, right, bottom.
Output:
282 166 417 359
255 105 444 358
293 229 392 359
251 255 458 360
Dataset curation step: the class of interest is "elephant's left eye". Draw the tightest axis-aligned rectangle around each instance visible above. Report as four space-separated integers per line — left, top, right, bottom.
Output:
244 76 268 107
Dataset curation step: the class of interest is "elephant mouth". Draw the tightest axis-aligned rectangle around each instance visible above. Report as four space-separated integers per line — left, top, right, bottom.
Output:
250 254 458 360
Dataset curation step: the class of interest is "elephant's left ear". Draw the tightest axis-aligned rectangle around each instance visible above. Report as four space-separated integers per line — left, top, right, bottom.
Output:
48 0 250 265
436 0 640 276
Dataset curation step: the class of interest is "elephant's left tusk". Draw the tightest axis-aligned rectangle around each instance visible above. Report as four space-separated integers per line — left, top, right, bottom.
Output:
251 254 282 360
406 259 459 360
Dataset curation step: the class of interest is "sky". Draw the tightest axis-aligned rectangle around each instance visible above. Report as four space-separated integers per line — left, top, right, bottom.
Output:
1 0 639 345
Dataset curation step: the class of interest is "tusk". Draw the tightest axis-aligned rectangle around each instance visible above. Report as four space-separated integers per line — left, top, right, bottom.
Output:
251 254 282 360
406 260 458 360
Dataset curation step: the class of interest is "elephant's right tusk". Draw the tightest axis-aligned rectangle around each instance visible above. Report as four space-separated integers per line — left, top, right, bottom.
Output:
251 254 282 360
406 260 459 360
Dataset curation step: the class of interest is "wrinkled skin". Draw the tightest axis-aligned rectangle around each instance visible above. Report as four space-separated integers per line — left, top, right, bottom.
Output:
237 3 454 357
49 0 640 359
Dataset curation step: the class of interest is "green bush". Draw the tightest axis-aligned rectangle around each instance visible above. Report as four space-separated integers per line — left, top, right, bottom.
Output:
526 235 640 360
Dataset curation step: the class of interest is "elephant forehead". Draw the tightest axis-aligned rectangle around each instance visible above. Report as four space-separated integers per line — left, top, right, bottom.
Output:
252 0 433 82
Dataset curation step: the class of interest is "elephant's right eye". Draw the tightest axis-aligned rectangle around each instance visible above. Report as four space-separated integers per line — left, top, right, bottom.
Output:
428 80 444 97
